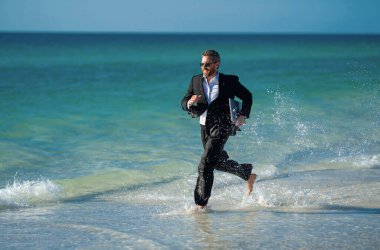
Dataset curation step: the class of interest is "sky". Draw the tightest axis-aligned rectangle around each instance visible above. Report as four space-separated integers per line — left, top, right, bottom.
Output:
0 0 379 34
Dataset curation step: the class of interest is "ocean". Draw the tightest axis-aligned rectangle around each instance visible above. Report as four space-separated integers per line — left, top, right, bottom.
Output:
0 33 379 249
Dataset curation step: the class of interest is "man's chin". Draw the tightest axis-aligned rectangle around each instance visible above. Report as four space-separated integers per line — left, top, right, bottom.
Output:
203 71 210 77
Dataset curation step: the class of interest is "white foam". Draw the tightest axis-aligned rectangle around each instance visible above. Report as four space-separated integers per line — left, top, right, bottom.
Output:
330 154 380 169
0 179 63 208
245 184 320 209
255 164 280 178
160 203 212 216
353 155 380 168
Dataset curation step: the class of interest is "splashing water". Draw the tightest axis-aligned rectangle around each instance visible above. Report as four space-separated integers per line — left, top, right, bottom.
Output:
0 178 62 209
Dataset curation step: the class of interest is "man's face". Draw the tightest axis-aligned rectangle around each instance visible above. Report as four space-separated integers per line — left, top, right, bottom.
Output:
201 56 220 77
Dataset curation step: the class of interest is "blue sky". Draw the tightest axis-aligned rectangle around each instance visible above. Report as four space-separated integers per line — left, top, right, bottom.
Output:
0 0 379 33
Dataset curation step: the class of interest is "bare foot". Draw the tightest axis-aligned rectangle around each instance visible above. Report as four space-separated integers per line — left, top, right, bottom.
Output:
247 174 257 195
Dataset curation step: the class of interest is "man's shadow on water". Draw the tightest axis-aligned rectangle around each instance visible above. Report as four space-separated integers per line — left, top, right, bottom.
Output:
193 210 258 248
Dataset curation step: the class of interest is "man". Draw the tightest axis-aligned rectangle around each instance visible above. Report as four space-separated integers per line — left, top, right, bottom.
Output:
181 50 257 208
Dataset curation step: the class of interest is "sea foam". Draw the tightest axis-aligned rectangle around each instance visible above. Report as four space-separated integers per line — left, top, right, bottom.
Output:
0 178 62 209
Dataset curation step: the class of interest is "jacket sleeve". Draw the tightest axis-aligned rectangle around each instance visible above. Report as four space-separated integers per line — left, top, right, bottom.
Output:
234 77 252 118
181 78 193 112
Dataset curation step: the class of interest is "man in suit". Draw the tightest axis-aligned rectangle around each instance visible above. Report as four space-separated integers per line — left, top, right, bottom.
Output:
181 50 257 208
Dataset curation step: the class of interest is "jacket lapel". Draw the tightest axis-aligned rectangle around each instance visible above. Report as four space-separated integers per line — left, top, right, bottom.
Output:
197 75 208 104
218 73 225 99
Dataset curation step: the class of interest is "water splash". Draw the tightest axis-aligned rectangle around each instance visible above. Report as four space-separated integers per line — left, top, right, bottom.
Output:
0 178 62 209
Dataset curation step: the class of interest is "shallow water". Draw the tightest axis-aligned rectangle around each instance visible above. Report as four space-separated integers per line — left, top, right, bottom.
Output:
1 200 379 249
1 33 380 249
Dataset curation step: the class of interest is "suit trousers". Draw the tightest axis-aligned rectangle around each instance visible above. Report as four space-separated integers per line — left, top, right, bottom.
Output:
194 124 253 206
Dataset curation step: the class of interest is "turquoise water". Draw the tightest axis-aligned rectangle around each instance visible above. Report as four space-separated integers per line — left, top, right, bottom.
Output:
1 33 380 249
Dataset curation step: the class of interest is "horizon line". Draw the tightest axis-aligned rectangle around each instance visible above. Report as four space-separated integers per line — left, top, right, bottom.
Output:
1 30 380 36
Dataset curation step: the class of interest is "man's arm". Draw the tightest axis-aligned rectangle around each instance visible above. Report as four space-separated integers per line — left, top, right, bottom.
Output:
181 76 208 118
181 79 194 112
234 77 252 119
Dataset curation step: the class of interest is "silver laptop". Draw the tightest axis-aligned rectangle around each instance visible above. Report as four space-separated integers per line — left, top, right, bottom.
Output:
229 98 241 123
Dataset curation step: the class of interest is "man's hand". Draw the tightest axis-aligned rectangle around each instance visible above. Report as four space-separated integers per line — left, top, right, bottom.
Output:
188 95 202 107
235 115 246 126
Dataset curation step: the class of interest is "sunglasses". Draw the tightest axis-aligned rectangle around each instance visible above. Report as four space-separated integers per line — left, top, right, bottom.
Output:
200 62 215 67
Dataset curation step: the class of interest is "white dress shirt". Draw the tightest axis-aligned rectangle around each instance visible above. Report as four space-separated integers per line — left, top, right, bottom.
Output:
200 73 219 125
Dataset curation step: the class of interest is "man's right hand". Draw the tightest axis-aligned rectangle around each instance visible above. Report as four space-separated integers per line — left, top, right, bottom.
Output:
188 95 202 107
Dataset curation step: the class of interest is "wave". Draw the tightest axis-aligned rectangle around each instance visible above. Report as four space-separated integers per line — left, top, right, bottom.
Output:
0 178 62 209
1 155 379 212
0 165 182 210
110 165 380 215
341 154 380 169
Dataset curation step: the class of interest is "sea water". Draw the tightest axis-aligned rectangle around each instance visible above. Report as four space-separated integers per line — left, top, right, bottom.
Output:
0 33 379 249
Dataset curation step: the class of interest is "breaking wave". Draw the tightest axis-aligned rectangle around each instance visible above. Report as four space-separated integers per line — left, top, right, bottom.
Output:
0 178 62 209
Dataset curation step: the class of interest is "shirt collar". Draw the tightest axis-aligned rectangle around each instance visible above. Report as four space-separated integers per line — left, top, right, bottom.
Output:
202 71 220 83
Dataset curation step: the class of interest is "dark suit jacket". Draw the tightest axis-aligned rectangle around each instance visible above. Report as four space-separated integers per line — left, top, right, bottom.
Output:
181 73 252 135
